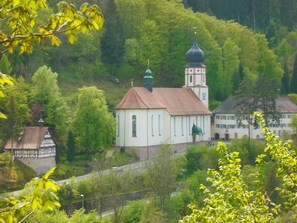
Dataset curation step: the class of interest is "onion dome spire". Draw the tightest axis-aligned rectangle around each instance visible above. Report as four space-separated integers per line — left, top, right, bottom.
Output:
144 59 153 92
185 29 205 67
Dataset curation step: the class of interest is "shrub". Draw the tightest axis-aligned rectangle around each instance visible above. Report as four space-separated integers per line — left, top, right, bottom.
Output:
121 200 146 223
186 144 219 173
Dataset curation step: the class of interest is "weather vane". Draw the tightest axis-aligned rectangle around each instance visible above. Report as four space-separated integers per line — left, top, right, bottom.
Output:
193 27 198 39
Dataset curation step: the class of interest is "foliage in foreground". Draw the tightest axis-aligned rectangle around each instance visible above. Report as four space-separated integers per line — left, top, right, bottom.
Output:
0 168 60 223
180 112 297 222
0 0 103 54
27 209 104 223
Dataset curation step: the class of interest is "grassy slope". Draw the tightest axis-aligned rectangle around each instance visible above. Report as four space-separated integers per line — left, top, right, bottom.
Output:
0 160 36 193
58 75 129 111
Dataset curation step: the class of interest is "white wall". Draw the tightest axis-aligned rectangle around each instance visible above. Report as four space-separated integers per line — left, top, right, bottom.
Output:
116 109 211 148
170 115 211 144
116 109 166 147
212 113 295 140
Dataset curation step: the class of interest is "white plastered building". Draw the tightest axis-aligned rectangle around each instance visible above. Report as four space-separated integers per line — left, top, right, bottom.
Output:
211 96 297 140
115 40 211 160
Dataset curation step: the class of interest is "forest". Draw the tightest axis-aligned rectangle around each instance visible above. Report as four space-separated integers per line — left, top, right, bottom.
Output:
1 0 297 222
4 0 297 106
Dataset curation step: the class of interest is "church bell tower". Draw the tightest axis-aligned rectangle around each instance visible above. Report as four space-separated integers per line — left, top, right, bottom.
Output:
184 38 209 108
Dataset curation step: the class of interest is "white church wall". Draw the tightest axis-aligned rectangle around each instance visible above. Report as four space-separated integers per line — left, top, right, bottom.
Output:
170 115 211 144
147 109 167 146
116 109 166 148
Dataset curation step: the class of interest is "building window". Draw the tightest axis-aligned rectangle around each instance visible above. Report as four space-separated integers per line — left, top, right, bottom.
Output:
174 117 176 136
158 114 161 136
151 115 154 136
181 117 184 136
132 115 137 137
221 115 226 120
202 92 206 100
116 115 120 137
216 115 220 119
189 117 191 135
227 115 235 120
190 75 192 83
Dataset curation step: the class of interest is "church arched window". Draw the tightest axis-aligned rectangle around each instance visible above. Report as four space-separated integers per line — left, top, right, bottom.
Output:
132 115 137 137
158 114 161 136
151 115 154 136
181 117 184 136
202 92 206 100
174 117 176 136
116 115 120 137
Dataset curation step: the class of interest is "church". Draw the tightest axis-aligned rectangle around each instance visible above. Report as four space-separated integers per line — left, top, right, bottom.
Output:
115 39 211 160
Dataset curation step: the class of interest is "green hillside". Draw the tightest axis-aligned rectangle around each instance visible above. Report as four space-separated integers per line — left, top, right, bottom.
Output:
5 0 290 105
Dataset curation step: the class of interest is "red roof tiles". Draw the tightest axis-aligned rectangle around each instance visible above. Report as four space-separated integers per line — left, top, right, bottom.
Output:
4 126 49 150
115 87 211 116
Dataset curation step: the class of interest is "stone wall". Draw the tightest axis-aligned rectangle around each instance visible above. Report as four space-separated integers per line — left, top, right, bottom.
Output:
122 142 189 161
17 157 56 175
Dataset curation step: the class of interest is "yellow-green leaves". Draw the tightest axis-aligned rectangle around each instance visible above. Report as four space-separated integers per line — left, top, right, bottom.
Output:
0 72 13 119
255 111 297 209
0 0 104 54
181 113 297 222
180 141 274 223
0 168 60 222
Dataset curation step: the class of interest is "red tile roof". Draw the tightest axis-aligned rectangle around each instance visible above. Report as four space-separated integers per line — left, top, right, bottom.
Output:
115 87 211 116
4 126 49 150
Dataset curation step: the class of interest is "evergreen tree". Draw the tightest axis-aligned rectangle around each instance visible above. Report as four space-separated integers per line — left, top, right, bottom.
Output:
100 0 125 71
233 63 245 92
281 61 290 95
66 131 75 163
0 54 12 75
253 75 279 125
290 55 297 94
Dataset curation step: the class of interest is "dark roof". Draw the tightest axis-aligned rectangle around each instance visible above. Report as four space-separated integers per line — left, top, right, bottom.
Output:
185 41 205 67
115 87 211 116
212 97 242 114
212 96 297 114
4 126 50 150
276 96 297 113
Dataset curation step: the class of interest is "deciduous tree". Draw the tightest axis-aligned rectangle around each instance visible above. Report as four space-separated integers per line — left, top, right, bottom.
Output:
281 61 290 95
0 0 103 54
145 145 185 211
0 77 30 142
290 55 297 93
30 66 70 137
180 112 297 222
72 86 115 154
0 168 60 223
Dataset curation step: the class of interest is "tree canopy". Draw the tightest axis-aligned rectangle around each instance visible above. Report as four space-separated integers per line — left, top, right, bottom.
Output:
30 65 69 136
0 0 103 54
180 112 297 222
72 86 115 154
